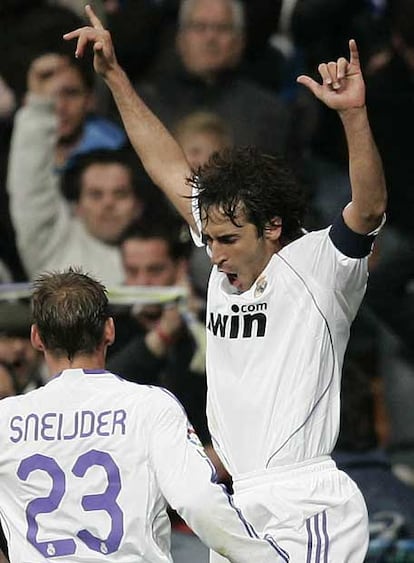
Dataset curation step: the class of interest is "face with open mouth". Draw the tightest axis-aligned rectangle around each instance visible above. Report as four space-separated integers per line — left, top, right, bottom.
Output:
202 206 281 293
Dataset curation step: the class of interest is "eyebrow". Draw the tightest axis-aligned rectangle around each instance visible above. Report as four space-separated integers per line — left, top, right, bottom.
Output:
202 232 239 242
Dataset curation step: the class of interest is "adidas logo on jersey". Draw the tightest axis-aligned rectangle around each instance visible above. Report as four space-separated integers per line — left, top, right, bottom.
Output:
207 303 268 338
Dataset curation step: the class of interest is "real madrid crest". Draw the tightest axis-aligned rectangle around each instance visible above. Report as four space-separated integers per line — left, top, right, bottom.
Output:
254 275 267 298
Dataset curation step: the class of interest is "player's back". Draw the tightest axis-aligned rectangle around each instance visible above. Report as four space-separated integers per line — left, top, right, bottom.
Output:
0 368 174 562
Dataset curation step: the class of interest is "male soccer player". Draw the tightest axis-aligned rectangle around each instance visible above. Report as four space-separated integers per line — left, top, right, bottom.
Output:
0 270 285 562
65 6 387 561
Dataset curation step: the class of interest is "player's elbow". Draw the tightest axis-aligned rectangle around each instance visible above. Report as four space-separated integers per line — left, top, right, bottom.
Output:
349 196 387 233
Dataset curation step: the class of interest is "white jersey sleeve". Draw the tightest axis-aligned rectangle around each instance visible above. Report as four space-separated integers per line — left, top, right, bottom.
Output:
280 215 376 308
148 390 284 562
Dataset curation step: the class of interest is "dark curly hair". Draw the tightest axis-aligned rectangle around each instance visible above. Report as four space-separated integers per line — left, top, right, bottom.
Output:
31 268 109 361
191 146 307 245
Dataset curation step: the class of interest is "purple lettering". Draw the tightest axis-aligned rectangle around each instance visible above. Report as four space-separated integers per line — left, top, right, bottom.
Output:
9 415 23 443
112 410 126 436
96 411 110 437
80 411 95 438
41 413 57 441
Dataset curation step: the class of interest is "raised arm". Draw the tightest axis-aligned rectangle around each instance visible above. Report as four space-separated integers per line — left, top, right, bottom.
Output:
297 39 387 234
7 54 73 278
64 5 196 231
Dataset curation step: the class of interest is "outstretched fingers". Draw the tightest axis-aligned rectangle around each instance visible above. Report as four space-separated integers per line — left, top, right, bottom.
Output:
63 5 106 58
63 27 94 58
296 74 321 98
85 4 104 30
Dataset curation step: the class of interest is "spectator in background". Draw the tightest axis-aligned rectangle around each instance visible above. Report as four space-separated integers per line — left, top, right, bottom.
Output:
8 142 145 285
138 0 290 155
6 52 133 284
23 52 125 172
0 363 16 401
174 111 233 299
174 110 233 170
0 2 84 108
0 73 20 281
0 301 46 395
0 2 87 282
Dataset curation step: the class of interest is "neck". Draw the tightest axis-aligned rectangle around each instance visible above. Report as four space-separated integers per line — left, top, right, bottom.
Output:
45 350 106 378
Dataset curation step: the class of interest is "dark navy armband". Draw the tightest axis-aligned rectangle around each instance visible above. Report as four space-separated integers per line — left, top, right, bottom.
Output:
329 212 376 258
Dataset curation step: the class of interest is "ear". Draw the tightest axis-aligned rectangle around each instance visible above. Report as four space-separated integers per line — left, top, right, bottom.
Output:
104 317 115 348
264 217 282 241
30 324 45 352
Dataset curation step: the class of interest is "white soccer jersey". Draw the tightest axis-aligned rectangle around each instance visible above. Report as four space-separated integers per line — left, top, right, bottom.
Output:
192 217 371 477
0 369 283 562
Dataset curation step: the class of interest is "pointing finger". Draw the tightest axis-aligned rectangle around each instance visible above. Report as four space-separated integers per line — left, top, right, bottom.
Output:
85 4 104 30
349 39 360 69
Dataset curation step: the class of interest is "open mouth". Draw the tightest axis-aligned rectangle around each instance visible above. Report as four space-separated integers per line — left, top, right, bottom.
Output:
226 273 238 285
226 273 243 291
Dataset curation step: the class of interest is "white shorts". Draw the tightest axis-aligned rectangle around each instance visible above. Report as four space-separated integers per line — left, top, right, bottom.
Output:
210 456 368 563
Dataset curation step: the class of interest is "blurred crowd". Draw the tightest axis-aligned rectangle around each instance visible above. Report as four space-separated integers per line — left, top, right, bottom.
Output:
1 0 414 560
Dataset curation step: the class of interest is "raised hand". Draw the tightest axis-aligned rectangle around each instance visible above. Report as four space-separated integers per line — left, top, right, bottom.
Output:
63 4 118 78
297 39 365 112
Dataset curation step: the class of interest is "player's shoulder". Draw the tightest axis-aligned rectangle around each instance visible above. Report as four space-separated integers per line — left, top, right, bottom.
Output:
146 386 187 417
110 379 186 416
279 227 331 257
0 393 28 419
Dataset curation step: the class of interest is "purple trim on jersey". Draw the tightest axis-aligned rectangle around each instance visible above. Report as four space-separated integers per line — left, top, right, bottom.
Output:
306 512 329 562
199 450 218 482
224 489 256 538
329 212 376 258
158 387 188 418
306 517 313 563
315 513 322 561
49 369 114 383
264 534 290 561
322 511 329 563
222 487 289 560
210 432 232 473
